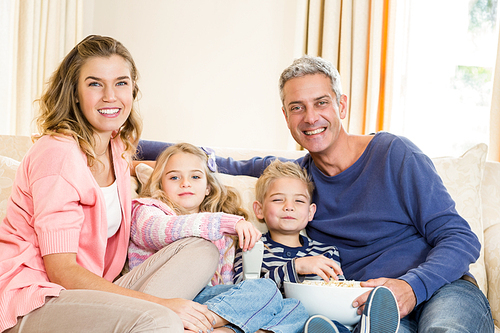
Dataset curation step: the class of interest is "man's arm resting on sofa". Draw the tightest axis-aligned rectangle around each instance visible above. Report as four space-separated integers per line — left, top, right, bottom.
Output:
136 139 286 177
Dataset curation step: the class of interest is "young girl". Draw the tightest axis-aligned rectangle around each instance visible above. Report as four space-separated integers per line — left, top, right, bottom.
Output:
129 143 310 333
128 142 261 284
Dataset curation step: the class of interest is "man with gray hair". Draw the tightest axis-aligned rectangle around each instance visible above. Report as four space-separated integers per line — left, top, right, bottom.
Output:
137 55 494 332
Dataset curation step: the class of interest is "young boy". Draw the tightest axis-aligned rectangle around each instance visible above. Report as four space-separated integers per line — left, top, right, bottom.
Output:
233 160 400 333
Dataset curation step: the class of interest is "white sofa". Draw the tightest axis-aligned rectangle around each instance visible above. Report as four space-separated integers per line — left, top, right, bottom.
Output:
1 134 499 331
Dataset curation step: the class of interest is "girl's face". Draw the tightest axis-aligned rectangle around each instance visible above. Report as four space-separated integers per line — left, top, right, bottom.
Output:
161 152 210 214
77 55 134 141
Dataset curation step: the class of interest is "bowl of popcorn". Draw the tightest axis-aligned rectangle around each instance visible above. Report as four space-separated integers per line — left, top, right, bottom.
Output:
284 279 373 328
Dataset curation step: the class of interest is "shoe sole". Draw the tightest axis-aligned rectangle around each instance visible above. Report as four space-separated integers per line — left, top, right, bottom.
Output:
361 286 400 333
304 314 340 333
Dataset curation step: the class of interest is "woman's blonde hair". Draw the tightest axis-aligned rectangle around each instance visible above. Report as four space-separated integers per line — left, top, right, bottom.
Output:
35 35 142 166
140 143 248 219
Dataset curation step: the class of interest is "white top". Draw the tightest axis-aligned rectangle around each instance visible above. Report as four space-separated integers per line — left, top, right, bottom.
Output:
100 180 122 238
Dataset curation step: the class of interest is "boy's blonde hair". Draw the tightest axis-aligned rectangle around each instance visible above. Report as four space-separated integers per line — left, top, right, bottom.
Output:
140 142 248 219
255 160 314 218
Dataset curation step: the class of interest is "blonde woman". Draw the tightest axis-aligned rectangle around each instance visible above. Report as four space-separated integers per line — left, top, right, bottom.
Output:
0 35 219 333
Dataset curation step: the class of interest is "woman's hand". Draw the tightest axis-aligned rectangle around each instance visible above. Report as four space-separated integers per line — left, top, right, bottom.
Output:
235 219 262 251
161 298 215 333
294 255 343 282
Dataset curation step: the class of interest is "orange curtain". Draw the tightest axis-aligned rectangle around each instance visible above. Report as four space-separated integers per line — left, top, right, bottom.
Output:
303 0 396 135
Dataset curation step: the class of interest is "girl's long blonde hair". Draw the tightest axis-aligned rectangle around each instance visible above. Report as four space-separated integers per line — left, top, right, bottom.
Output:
35 35 142 166
141 142 248 219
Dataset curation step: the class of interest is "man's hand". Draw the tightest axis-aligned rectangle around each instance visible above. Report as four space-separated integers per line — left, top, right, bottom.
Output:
353 278 416 318
294 255 343 282
235 219 262 251
161 298 215 333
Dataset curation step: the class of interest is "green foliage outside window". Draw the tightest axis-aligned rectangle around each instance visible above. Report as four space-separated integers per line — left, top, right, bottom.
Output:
469 0 498 32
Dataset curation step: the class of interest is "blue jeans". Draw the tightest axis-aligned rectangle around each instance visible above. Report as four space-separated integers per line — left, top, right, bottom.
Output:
193 279 309 333
397 279 493 332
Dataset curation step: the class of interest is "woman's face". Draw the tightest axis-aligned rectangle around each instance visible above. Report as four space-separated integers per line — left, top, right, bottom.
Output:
161 152 210 214
77 55 134 140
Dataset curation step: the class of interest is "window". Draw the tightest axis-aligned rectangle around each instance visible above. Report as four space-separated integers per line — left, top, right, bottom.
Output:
390 0 500 157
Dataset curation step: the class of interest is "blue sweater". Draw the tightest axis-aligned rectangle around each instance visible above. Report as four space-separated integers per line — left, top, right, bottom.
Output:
137 132 480 306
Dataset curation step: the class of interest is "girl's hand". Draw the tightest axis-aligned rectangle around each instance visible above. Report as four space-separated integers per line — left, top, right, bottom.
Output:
235 219 262 251
161 298 215 333
295 255 343 282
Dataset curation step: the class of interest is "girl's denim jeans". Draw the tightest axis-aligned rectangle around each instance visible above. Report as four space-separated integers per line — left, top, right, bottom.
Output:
194 279 309 333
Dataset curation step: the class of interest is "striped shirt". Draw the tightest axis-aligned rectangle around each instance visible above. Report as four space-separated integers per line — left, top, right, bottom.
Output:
233 232 342 292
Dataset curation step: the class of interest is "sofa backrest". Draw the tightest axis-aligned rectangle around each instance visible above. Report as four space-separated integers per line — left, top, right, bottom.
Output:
0 135 33 160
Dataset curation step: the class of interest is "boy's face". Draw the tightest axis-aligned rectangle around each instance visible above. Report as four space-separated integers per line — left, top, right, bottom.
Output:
253 177 316 237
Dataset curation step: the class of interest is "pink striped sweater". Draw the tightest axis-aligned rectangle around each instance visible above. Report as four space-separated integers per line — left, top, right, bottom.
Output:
128 197 244 285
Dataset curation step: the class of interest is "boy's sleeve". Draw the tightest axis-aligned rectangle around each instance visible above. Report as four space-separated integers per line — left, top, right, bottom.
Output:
262 258 300 290
233 248 244 283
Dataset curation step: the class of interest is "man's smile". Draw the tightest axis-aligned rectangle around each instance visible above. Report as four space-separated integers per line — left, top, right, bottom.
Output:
304 128 326 136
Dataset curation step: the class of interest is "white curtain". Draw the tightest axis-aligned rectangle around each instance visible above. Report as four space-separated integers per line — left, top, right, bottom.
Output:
489 30 500 161
4 0 82 136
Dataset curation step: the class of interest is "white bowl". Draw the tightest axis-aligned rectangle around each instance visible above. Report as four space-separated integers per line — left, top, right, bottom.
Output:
284 280 373 327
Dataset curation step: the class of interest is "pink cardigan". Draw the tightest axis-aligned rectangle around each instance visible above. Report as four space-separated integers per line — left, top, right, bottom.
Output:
129 197 244 285
0 135 132 331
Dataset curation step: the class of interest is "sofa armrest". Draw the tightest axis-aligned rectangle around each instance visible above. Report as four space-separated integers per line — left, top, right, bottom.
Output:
484 223 500 328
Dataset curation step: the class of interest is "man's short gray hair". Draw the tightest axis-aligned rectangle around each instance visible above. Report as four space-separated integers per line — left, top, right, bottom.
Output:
279 55 343 106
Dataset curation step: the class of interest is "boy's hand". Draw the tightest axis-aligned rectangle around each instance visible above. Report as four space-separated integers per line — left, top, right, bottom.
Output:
235 219 262 251
295 255 343 282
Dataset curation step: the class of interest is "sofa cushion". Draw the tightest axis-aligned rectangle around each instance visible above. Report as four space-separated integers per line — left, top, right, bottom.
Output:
217 173 263 230
481 161 500 231
484 223 500 326
0 135 33 161
0 155 21 222
432 143 487 295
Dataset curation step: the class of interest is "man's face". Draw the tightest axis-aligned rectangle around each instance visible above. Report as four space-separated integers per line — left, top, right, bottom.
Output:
282 74 347 155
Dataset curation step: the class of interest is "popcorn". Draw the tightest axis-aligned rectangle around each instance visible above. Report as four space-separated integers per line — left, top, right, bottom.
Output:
302 279 361 288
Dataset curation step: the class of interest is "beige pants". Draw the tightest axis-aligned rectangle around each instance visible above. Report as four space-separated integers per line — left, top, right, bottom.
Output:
6 237 219 333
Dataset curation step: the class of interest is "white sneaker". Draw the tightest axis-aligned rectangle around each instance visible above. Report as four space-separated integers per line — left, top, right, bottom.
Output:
304 315 340 333
359 286 400 333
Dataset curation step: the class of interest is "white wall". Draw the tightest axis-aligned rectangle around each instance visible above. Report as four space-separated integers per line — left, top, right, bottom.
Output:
83 0 307 150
